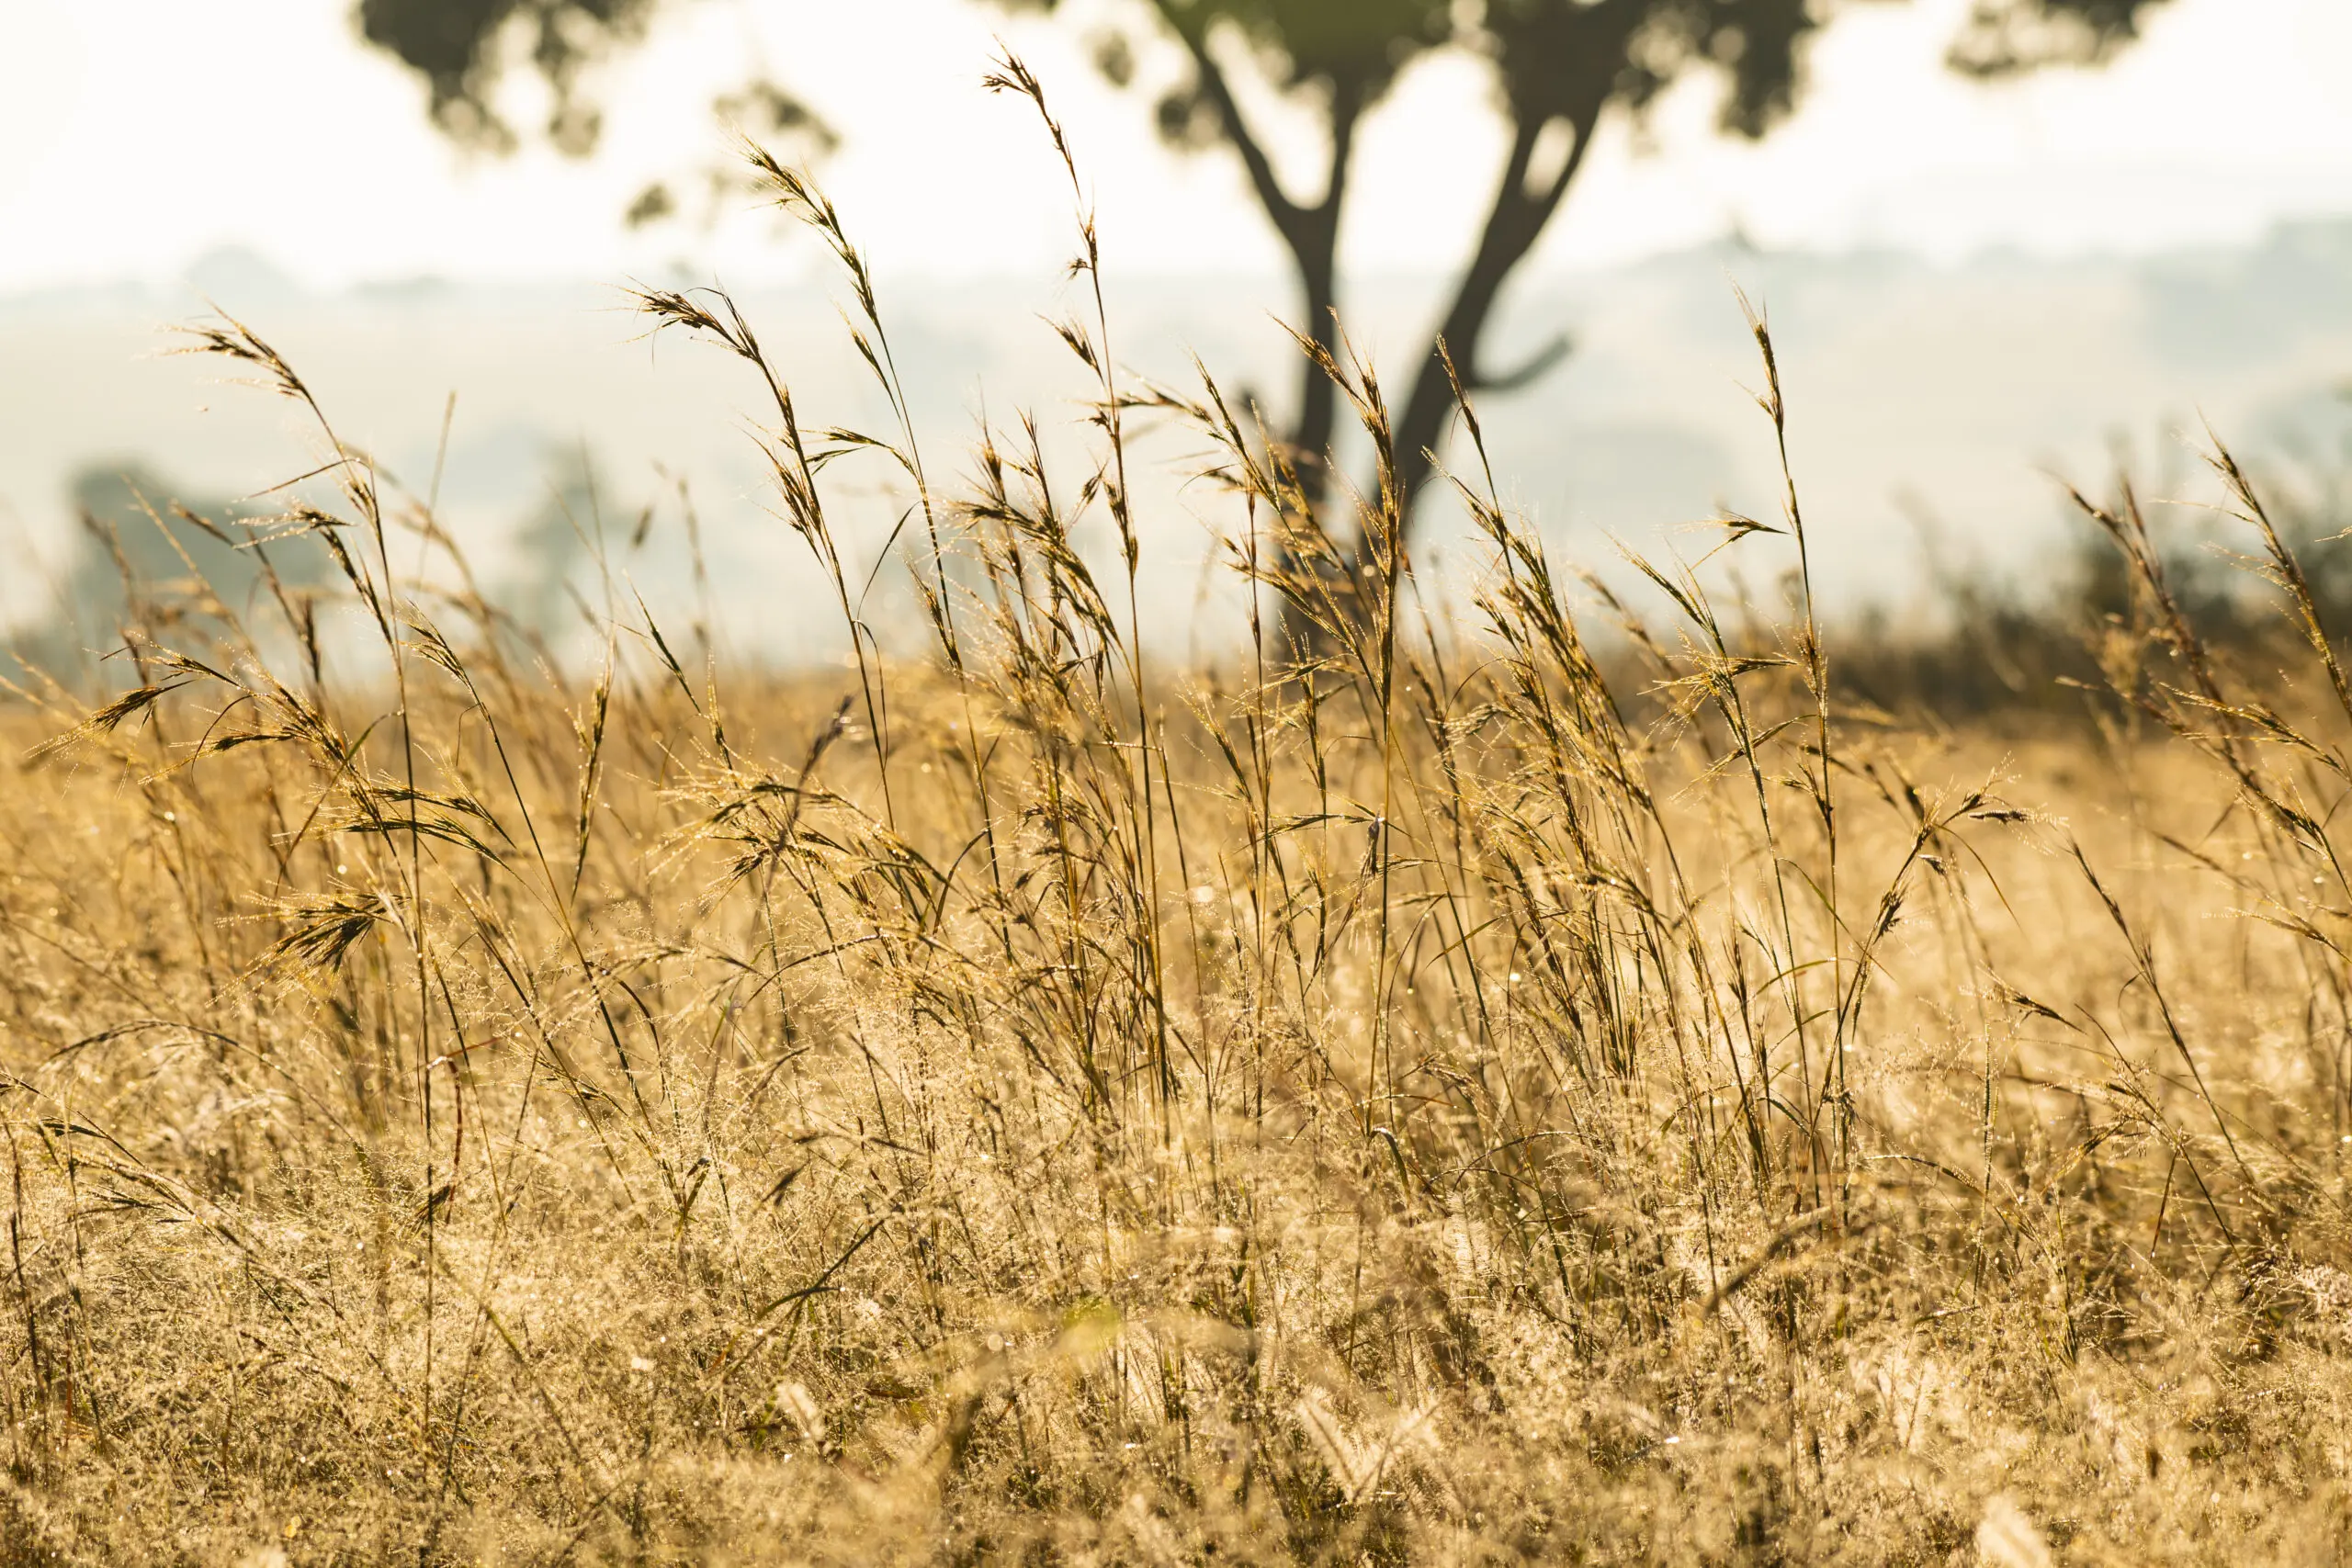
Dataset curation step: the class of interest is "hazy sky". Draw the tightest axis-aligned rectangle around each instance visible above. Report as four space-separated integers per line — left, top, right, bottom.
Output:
1 0 2349 292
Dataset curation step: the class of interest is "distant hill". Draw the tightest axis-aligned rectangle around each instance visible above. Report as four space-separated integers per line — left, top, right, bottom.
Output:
4 224 2347 663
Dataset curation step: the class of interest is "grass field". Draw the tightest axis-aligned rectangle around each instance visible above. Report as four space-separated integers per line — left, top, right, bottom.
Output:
6 130 2352 1565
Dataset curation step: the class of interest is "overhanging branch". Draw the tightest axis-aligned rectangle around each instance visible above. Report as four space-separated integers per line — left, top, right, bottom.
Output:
1151 6 1308 247
1471 332 1574 394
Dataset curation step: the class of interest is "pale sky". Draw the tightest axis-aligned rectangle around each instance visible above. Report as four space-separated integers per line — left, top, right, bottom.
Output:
1 0 2348 293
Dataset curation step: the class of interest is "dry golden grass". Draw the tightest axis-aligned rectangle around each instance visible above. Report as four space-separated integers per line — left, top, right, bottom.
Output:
7 101 2352 1565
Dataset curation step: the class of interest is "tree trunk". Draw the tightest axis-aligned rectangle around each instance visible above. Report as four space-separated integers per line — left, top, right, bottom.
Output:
1377 100 1603 558
1160 19 1363 504
1164 26 1365 656
1290 243 1341 512
1164 8 1603 648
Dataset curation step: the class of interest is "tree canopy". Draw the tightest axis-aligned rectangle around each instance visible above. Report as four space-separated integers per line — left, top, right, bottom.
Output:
356 0 655 153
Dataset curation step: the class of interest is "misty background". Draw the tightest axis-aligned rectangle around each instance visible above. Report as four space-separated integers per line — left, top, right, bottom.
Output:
3 0 2348 669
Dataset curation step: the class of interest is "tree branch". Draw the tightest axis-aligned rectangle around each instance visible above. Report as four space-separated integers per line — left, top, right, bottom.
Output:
1146 6 1370 509
1470 331 1574 394
1151 5 1309 247
1380 96 1608 532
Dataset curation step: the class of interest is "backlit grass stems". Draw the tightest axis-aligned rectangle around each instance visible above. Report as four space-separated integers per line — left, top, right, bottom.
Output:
7 80 2352 1563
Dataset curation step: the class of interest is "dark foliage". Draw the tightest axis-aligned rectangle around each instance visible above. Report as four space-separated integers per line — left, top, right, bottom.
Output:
357 0 655 152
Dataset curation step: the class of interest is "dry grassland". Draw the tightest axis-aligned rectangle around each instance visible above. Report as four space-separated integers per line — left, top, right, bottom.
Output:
6 115 2352 1565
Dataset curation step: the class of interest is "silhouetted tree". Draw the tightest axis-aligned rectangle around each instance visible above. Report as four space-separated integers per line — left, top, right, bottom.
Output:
7 464 332 684
359 0 2172 547
505 447 606 639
